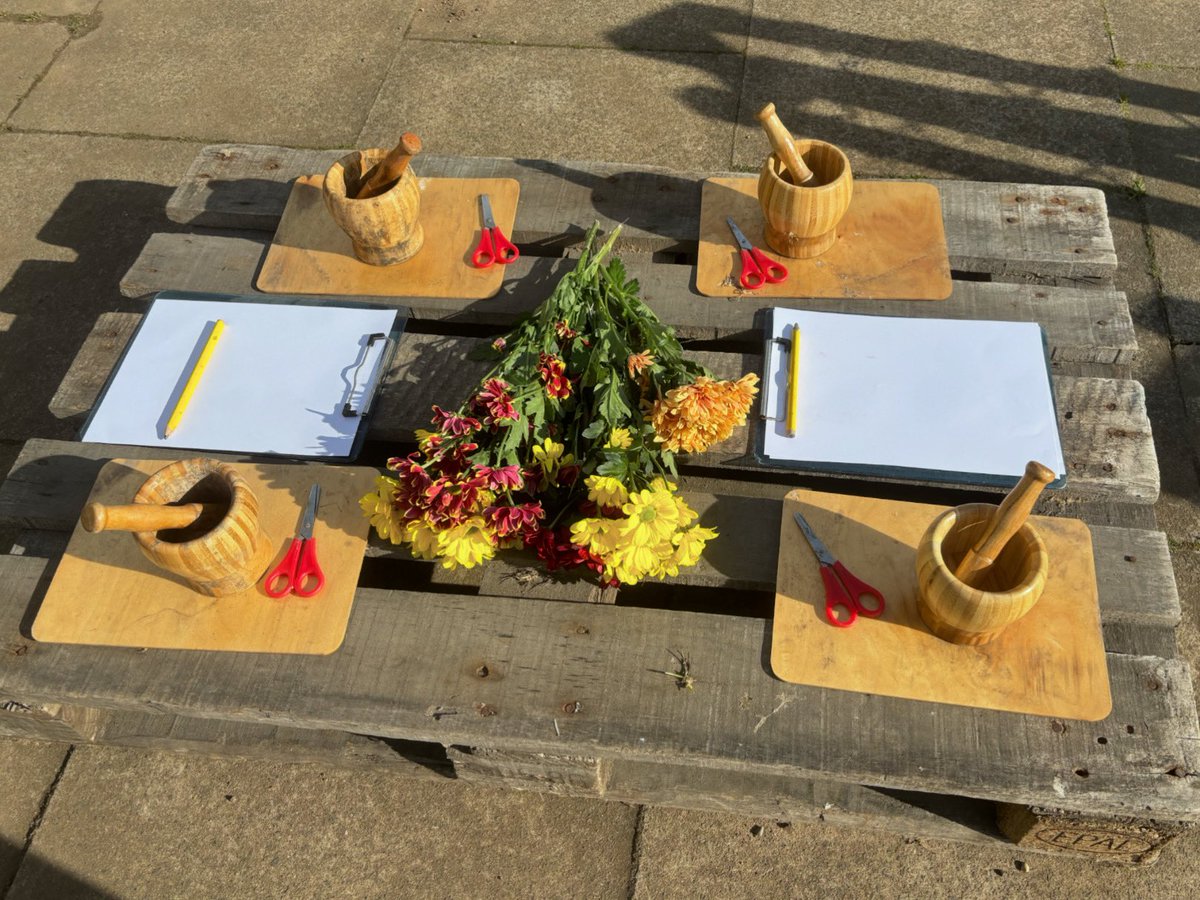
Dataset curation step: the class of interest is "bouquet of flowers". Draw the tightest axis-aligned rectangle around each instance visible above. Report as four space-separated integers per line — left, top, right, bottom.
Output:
361 224 758 585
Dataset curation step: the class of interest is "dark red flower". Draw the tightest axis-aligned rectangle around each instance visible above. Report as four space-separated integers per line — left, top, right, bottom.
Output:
485 502 544 537
431 404 481 436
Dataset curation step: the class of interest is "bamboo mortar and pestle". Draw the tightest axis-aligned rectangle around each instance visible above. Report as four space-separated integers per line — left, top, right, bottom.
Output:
915 461 1056 645
81 458 276 597
755 103 854 259
323 132 425 266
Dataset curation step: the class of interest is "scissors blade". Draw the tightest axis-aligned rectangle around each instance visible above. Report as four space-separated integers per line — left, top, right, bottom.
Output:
793 511 837 566
479 194 497 229
298 484 321 539
726 217 754 252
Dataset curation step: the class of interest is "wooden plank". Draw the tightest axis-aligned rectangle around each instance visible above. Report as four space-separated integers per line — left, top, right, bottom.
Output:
0 554 1195 820
49 313 144 420
933 181 1117 285
0 698 104 741
164 146 1117 281
0 440 1182 659
118 231 1136 358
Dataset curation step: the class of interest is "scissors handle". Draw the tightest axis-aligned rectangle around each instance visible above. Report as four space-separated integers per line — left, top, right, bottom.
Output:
750 247 788 284
291 537 325 597
264 537 325 598
472 228 496 268
472 228 519 269
738 249 765 290
823 561 885 628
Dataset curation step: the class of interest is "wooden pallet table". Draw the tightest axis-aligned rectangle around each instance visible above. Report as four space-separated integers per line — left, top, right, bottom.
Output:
1 146 1196 866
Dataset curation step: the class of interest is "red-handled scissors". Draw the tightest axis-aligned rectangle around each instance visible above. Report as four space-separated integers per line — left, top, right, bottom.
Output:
793 510 885 628
265 484 325 598
471 194 519 268
727 217 787 290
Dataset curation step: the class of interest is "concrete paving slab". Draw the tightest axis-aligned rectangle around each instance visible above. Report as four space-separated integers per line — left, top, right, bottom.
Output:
0 133 198 441
7 745 637 899
726 1 1130 187
634 806 1200 899
10 0 415 147
1106 0 1200 67
0 21 68 121
1119 67 1200 342
0 738 69 891
360 43 741 169
0 2 96 14
407 0 752 52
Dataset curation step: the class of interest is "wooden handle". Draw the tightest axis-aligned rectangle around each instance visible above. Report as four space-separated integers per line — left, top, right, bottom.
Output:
355 132 423 199
755 103 813 185
81 502 217 534
954 461 1056 583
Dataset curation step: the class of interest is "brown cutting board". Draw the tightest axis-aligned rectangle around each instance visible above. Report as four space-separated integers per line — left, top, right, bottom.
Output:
34 460 376 654
696 178 952 299
772 489 1111 720
256 176 519 299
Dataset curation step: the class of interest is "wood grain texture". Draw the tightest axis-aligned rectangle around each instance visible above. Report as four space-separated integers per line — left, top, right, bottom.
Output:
698 178 952 299
0 553 1195 820
50 313 144 420
257 176 517 299
117 232 1136 358
34 459 374 654
164 146 1117 282
322 149 424 265
774 491 1110 719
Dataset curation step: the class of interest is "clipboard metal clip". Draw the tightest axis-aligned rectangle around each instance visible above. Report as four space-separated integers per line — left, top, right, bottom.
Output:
342 332 392 418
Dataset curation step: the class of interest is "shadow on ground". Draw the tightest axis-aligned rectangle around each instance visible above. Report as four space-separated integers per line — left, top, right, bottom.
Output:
0 180 184 443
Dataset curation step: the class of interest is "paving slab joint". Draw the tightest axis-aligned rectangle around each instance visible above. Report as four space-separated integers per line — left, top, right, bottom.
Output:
1 745 74 896
625 805 647 900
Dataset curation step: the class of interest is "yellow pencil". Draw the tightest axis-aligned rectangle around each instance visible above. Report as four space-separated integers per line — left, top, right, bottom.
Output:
164 319 225 438
786 325 801 437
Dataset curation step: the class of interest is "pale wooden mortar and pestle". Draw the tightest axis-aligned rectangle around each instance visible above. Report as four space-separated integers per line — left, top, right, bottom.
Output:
755 103 854 259
323 132 425 266
915 461 1056 645
81 458 276 597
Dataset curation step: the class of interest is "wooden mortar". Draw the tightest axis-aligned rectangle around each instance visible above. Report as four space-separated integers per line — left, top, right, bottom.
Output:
83 458 276 597
323 147 424 266
757 141 853 259
915 503 1048 645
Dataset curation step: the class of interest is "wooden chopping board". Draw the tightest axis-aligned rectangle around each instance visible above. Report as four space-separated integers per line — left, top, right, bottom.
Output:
696 178 952 299
772 489 1111 720
33 459 376 654
256 176 519 299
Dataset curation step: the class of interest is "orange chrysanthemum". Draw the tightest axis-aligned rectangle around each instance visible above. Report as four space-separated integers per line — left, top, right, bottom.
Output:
627 351 655 379
649 374 759 454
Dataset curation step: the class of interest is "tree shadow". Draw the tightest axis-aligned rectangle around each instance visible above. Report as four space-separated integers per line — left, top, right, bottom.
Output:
606 3 1199 247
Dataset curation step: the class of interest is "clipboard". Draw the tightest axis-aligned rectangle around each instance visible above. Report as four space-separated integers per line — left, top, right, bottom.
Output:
757 308 1067 488
80 291 406 460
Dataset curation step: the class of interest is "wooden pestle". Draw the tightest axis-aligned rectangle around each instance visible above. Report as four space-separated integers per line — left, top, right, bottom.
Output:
82 501 221 534
355 132 423 200
954 461 1056 585
755 103 813 186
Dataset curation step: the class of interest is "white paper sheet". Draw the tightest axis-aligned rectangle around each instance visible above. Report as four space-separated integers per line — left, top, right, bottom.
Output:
82 296 399 457
761 310 1066 484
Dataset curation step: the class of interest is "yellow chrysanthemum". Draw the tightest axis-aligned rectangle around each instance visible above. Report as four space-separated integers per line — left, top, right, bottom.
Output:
673 525 718 568
531 437 573 473
619 488 680 546
605 428 633 449
436 516 496 569
359 476 404 544
650 373 760 454
406 518 441 560
585 475 628 508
